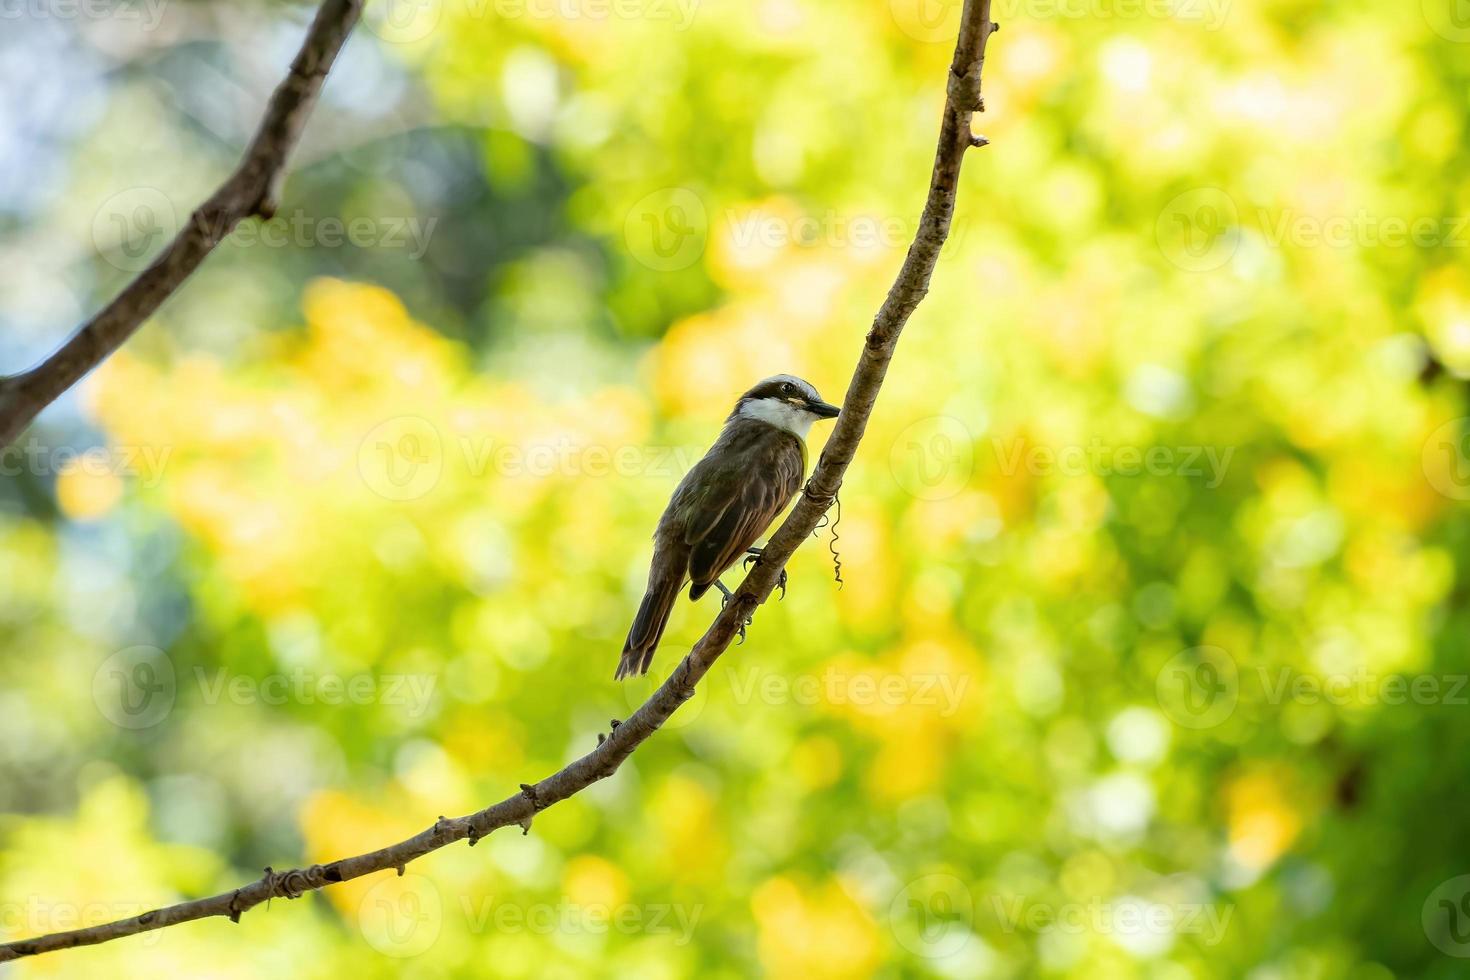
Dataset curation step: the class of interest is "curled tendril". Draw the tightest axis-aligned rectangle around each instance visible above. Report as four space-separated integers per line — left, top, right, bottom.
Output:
812 493 844 590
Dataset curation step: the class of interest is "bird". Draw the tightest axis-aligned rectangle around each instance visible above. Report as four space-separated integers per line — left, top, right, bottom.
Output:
616 375 841 679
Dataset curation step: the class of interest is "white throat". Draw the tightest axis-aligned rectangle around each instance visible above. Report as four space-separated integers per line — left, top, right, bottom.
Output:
739 397 815 440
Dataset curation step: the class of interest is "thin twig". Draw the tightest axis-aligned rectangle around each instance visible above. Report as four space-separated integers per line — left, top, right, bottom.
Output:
0 0 364 450
0 0 996 961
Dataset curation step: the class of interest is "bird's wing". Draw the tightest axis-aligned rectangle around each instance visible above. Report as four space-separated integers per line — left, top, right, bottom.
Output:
684 439 804 590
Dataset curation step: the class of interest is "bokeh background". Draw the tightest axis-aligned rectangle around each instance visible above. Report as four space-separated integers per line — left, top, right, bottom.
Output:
3 0 1470 976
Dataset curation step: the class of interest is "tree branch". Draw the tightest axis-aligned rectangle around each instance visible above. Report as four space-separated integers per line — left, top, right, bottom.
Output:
0 0 996 961
0 0 364 450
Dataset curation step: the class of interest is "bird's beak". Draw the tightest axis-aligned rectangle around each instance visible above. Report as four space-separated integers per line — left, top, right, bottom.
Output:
808 399 841 419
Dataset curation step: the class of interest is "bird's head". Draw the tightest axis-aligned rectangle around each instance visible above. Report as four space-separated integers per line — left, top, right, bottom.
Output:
731 374 841 439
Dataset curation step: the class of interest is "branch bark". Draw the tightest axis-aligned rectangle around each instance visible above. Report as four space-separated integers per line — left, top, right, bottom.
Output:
0 0 996 961
0 0 364 450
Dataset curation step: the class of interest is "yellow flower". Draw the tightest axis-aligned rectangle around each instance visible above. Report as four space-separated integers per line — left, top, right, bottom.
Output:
751 875 881 979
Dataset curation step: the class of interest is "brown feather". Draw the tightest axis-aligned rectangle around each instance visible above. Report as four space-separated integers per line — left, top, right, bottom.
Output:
617 415 808 677
684 422 804 598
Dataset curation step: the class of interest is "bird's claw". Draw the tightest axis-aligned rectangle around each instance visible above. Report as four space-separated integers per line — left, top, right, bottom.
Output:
717 587 752 640
742 551 788 600
717 580 755 641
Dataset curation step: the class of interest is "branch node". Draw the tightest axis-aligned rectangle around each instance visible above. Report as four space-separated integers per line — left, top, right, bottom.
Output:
227 890 244 924
947 63 985 113
466 824 482 847
970 133 991 148
433 815 454 839
610 719 621 729
520 783 542 810
395 865 406 877
519 815 534 836
597 733 606 746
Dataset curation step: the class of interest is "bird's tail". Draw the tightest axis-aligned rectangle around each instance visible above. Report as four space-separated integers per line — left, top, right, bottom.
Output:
617 570 682 680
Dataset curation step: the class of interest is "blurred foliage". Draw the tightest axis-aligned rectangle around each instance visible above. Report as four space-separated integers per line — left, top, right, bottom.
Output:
3 0 1470 977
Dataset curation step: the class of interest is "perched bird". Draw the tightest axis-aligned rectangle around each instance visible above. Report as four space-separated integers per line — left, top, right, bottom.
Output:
616 375 841 679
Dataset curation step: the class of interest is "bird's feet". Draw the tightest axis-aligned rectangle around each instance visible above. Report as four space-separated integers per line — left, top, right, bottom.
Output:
713 580 754 643
743 547 787 600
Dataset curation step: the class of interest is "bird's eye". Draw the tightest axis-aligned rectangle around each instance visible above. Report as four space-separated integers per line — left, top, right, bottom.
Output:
782 383 796 395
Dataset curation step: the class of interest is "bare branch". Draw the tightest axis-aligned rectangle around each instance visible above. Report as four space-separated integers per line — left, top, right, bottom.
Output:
0 0 996 962
0 0 365 450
